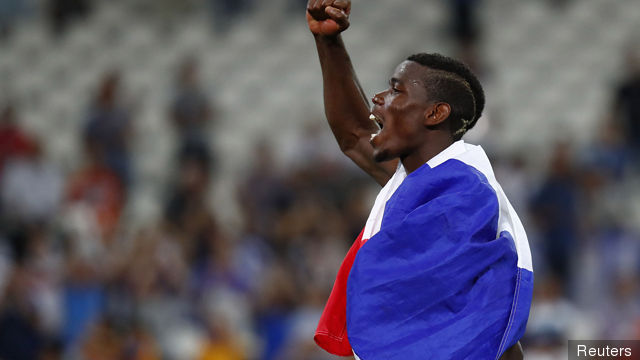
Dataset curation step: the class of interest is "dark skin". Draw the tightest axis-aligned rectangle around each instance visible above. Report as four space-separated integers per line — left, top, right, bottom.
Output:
307 1 524 359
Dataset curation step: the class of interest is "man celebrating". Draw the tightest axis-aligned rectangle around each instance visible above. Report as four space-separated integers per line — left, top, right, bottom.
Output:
306 1 533 359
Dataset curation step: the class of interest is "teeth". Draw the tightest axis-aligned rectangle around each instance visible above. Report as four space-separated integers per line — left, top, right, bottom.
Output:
370 114 382 130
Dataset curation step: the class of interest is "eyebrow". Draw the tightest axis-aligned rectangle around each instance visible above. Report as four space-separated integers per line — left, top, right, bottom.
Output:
390 77 422 87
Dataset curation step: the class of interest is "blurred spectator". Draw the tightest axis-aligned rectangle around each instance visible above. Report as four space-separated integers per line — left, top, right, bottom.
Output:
47 0 91 36
530 142 578 288
119 227 189 302
110 227 195 359
280 303 335 360
254 263 298 360
523 277 579 360
170 57 214 158
1 140 63 224
84 70 134 191
576 124 630 237
493 153 531 215
80 318 160 360
197 290 251 360
580 118 630 181
61 249 106 352
599 273 640 339
122 323 162 360
198 335 245 360
164 145 214 263
0 103 34 175
190 230 250 299
14 225 63 334
0 224 64 360
65 148 124 242
0 266 47 360
612 48 640 161
237 140 293 240
586 223 640 339
284 122 346 169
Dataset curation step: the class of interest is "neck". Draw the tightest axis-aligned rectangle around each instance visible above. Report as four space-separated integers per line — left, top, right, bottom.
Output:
401 132 455 174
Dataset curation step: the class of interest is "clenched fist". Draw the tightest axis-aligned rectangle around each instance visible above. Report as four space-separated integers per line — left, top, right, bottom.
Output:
307 0 351 36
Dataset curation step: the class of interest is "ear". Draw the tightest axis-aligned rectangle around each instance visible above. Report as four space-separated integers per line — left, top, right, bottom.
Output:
424 102 451 126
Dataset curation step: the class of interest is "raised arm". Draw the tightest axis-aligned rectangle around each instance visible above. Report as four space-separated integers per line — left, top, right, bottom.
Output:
307 0 397 186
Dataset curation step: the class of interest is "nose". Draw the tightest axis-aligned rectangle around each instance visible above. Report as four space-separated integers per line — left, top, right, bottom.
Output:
372 91 384 106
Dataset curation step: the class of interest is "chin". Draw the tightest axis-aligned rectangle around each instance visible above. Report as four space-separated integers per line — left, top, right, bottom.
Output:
373 149 393 163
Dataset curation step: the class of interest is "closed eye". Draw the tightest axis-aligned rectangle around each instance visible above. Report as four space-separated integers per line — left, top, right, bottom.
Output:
389 78 402 93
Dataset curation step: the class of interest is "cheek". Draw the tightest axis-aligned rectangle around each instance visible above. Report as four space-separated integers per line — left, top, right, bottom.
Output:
389 98 424 119
384 121 417 152
393 110 424 137
385 97 425 134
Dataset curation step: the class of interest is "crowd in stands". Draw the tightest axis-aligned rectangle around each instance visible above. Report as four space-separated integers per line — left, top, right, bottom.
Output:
0 1 639 359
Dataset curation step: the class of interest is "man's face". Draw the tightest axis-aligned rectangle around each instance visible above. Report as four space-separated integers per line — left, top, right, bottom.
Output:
369 60 431 162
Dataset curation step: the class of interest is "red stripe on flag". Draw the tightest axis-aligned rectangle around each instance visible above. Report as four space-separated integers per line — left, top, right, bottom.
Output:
314 228 366 356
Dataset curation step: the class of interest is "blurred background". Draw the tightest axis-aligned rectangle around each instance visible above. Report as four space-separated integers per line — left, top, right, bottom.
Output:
0 0 639 359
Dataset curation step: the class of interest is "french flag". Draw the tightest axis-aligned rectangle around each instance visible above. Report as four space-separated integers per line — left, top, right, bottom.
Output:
315 140 533 359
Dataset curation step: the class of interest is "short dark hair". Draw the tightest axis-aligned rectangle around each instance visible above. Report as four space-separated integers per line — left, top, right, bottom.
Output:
406 53 485 140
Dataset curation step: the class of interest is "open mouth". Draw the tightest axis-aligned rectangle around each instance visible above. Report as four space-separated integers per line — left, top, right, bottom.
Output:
369 114 384 142
369 114 384 130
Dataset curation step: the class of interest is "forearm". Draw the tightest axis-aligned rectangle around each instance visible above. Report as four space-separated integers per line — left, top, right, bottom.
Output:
314 34 373 151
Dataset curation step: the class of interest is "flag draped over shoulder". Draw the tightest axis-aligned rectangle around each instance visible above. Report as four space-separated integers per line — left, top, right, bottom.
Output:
315 141 533 360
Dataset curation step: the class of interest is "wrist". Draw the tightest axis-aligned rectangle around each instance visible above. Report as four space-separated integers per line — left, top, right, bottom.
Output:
313 33 342 44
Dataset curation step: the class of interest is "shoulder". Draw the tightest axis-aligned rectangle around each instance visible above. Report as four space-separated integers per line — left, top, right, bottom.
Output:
400 159 496 206
382 159 498 228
